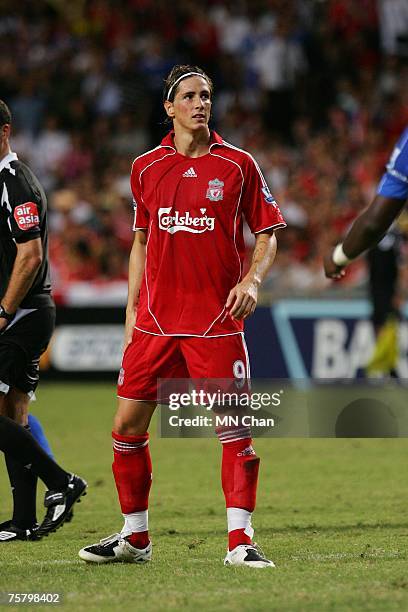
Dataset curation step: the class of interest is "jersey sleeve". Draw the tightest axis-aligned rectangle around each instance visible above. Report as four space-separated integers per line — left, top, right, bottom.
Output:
130 162 149 231
377 128 408 201
8 169 42 243
241 154 286 233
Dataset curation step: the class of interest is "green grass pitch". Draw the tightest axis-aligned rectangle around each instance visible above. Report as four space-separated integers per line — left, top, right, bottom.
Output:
1 382 408 611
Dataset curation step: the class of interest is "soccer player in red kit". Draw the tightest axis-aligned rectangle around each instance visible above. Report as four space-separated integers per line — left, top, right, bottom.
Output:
79 65 286 568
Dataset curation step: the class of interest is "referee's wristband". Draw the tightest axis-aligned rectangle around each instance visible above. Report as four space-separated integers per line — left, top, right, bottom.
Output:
332 244 352 267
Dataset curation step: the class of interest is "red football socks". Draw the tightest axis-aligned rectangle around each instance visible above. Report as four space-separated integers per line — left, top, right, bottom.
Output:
126 530 150 550
112 432 152 514
112 431 260 551
221 438 260 511
220 437 260 550
228 528 252 550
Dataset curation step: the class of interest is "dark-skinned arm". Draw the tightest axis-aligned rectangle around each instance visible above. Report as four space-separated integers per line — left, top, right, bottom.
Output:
324 195 406 279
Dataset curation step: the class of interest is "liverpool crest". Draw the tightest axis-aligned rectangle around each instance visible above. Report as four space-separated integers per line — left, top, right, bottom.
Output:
206 178 224 201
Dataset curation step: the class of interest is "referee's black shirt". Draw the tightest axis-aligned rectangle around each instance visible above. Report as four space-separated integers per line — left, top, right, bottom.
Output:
0 152 52 309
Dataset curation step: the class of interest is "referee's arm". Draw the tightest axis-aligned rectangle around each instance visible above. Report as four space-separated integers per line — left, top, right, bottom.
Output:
0 238 42 326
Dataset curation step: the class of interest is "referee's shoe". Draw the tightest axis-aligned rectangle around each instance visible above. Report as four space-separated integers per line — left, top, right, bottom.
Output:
0 520 40 541
38 474 87 537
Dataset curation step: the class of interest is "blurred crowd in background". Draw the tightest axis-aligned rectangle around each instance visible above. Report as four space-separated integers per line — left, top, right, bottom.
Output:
1 0 408 300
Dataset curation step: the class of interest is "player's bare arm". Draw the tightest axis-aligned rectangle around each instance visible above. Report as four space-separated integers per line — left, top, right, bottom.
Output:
226 232 277 320
324 195 406 280
124 230 147 348
0 238 43 332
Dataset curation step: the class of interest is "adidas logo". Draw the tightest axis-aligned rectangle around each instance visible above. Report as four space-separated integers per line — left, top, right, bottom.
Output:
237 446 256 457
183 167 197 178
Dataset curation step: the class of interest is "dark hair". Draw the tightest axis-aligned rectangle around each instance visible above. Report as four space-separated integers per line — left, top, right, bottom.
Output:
0 100 11 126
163 65 213 102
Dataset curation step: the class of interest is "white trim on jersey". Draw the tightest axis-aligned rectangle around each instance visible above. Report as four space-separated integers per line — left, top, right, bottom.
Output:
222 140 286 232
222 140 270 189
134 325 243 338
131 146 174 232
136 143 246 338
117 395 157 402
135 150 178 336
254 222 286 233
144 219 166 335
241 333 251 380
131 145 165 170
133 139 279 338
138 150 177 202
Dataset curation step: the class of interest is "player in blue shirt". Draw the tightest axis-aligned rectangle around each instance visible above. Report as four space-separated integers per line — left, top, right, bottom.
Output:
324 127 408 277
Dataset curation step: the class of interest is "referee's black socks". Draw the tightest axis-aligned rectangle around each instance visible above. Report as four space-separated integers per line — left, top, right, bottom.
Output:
5 449 38 529
0 415 69 527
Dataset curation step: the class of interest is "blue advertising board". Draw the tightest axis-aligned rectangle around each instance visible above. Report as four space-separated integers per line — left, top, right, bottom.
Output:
245 300 408 379
49 301 408 379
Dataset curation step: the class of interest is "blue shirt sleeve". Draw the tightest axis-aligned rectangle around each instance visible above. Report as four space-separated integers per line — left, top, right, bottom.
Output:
377 127 408 200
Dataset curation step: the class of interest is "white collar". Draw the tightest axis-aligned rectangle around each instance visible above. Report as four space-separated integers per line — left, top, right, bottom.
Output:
0 151 18 174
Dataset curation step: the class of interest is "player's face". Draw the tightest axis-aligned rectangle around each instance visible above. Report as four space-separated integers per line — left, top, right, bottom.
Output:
165 76 211 133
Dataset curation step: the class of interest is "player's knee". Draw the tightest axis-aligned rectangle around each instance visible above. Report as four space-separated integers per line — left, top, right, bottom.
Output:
114 399 156 436
113 413 148 436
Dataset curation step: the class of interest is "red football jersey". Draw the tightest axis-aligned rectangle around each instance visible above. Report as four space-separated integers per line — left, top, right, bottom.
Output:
130 131 286 336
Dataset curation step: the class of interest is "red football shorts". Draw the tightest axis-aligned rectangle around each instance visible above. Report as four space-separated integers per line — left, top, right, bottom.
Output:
117 329 251 401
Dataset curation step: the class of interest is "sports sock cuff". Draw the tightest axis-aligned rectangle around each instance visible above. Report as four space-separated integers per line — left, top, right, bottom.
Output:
112 432 149 454
217 427 252 444
221 437 254 453
112 432 149 443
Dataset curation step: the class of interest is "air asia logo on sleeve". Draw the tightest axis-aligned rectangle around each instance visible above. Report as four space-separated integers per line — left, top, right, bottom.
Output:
206 178 224 202
261 186 276 205
158 207 215 234
13 202 40 231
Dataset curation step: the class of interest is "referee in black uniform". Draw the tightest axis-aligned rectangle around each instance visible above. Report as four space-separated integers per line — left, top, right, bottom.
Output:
0 100 87 541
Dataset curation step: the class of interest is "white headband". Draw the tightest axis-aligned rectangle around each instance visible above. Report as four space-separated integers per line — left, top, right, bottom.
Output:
166 72 208 101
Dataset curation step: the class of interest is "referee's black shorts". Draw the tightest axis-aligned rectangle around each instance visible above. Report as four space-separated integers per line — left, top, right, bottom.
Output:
0 306 56 395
